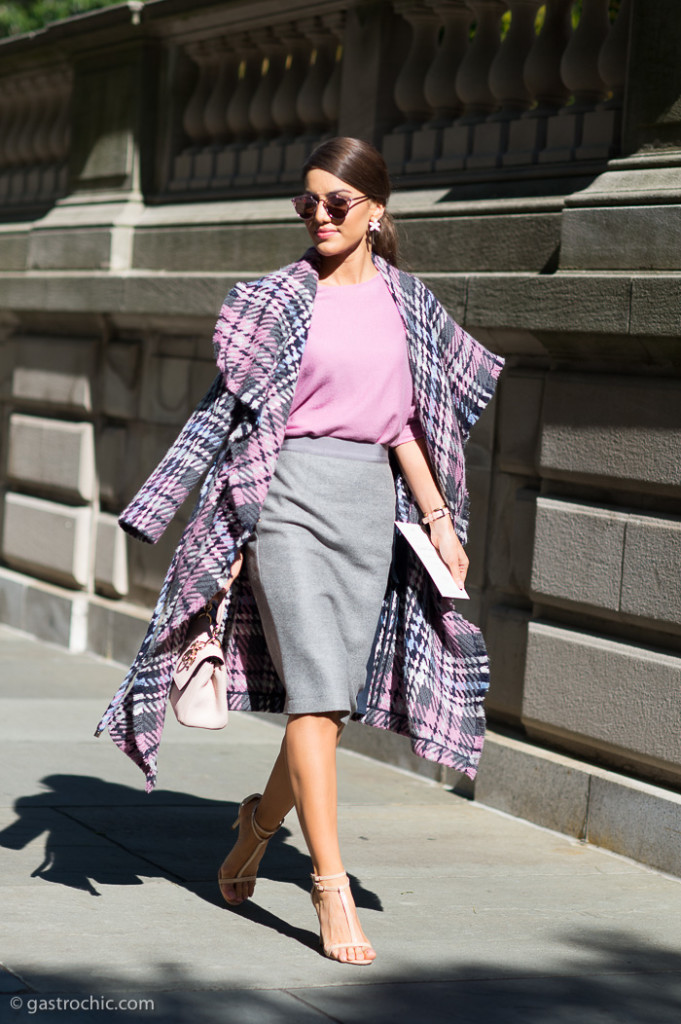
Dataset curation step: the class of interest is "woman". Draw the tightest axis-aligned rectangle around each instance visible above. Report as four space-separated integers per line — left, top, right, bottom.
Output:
96 137 503 967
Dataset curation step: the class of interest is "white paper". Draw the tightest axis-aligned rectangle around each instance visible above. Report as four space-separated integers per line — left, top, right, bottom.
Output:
396 522 469 599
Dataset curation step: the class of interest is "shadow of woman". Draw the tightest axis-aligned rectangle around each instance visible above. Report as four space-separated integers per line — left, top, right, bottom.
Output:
0 773 381 944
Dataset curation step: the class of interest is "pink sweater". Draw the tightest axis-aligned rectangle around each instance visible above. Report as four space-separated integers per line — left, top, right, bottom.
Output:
285 273 423 447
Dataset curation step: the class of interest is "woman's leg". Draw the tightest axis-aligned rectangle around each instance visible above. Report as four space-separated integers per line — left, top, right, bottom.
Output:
218 712 375 963
281 713 375 964
218 714 342 903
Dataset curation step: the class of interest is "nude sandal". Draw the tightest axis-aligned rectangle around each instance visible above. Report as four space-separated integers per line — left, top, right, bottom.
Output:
310 872 375 966
218 793 284 906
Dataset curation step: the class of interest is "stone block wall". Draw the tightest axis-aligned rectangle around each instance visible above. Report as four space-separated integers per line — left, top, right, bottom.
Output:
1 0 681 871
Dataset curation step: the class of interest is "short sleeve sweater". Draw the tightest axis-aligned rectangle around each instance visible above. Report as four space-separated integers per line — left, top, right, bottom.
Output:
285 273 423 447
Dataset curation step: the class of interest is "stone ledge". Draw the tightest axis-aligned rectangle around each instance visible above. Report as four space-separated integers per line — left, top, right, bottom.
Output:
1 271 681 341
473 730 681 879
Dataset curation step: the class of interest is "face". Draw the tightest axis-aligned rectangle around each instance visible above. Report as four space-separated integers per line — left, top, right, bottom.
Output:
299 168 385 261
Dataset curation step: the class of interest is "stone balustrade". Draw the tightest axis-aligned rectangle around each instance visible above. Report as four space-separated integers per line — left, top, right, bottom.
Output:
163 0 629 193
0 0 630 211
0 64 72 208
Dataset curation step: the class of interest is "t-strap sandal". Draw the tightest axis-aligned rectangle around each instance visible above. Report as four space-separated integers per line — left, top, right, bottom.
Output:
310 872 375 966
218 793 283 906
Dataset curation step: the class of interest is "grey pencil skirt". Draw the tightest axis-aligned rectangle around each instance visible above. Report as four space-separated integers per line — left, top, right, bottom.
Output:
246 436 396 717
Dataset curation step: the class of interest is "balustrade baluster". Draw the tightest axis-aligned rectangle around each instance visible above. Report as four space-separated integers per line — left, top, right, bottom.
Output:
235 29 287 185
182 43 216 148
280 18 340 182
539 0 609 163
598 0 631 108
424 1 472 123
561 0 609 109
437 0 505 170
490 0 542 113
204 40 238 145
214 35 260 186
469 0 543 168
321 13 345 129
523 0 572 112
297 18 337 137
577 0 631 159
504 0 571 165
271 26 310 138
408 0 472 172
258 24 311 184
384 2 440 173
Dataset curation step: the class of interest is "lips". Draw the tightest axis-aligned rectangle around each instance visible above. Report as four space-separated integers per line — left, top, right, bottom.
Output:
314 228 337 240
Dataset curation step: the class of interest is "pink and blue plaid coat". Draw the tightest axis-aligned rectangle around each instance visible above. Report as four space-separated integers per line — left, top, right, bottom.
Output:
96 250 504 791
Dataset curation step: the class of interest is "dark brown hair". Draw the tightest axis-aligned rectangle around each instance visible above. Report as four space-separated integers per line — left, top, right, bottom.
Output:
302 137 399 266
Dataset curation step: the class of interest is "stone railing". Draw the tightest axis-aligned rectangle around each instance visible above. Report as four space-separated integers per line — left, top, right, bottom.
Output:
162 0 630 195
0 63 72 209
0 0 631 212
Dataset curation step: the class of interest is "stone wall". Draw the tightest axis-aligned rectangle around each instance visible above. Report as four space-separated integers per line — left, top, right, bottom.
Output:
1 0 680 867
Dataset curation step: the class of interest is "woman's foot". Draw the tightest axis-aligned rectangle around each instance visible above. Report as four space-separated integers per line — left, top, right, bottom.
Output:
218 794 283 906
311 872 376 966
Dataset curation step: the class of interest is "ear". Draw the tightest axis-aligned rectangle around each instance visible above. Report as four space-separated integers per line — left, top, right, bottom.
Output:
368 200 385 223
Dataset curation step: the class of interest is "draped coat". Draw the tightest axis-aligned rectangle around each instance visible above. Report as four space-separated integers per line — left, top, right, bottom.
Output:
96 250 504 792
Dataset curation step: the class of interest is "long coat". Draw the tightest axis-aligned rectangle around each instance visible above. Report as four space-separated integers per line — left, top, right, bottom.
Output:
96 250 504 792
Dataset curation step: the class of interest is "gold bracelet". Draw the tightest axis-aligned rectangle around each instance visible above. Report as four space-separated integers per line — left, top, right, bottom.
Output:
421 506 451 526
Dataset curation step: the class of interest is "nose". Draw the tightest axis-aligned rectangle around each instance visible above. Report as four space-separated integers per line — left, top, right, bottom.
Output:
313 199 331 225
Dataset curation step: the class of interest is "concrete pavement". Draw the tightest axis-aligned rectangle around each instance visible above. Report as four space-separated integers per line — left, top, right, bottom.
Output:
1 624 680 1024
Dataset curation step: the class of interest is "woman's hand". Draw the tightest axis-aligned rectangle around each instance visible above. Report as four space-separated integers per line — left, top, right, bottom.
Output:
428 517 468 590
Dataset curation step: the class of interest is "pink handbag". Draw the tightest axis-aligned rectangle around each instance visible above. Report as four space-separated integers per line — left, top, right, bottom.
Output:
170 595 228 729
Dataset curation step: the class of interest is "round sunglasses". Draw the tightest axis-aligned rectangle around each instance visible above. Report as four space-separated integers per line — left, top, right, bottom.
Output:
291 192 370 222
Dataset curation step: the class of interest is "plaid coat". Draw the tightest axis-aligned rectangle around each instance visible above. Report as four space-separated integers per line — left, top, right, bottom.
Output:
96 250 504 792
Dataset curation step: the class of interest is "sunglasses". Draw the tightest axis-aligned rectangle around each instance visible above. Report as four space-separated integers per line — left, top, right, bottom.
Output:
291 192 370 222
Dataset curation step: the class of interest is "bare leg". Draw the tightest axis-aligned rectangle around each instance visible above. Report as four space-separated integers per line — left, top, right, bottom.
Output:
284 713 375 965
218 713 375 963
218 716 342 904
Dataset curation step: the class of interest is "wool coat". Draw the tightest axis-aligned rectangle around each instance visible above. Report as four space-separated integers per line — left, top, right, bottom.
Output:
96 250 504 792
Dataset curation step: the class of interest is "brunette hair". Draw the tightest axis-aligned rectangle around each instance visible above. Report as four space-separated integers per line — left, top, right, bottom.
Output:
302 137 399 266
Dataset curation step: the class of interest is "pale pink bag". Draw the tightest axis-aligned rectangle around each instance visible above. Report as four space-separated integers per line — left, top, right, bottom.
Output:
170 595 228 729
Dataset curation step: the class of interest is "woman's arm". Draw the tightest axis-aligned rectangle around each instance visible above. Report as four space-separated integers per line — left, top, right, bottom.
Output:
393 437 469 590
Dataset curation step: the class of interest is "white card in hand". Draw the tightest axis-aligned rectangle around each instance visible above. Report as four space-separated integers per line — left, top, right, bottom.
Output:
396 522 469 599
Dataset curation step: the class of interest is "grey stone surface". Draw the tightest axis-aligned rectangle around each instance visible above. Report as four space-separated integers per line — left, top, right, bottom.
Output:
496 371 544 474
29 228 115 272
587 774 681 878
467 731 590 838
398 214 561 273
94 514 129 599
487 477 537 596
539 374 681 492
485 606 529 724
629 276 681 338
465 273 632 335
2 493 92 590
523 621 681 785
132 224 305 273
11 337 96 411
531 497 628 612
102 341 141 419
560 206 681 272
621 515 681 629
7 414 96 502
0 229 28 271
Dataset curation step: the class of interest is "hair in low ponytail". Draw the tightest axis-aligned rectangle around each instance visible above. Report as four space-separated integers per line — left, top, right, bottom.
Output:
302 137 400 266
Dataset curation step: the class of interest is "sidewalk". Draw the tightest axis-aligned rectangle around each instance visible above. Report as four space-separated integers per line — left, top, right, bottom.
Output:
1 624 680 1024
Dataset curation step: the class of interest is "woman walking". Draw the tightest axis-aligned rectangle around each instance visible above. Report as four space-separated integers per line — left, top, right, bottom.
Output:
97 137 503 966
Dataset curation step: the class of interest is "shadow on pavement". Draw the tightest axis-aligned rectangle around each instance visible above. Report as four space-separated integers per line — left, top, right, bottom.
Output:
0 773 383 911
1 932 680 1024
